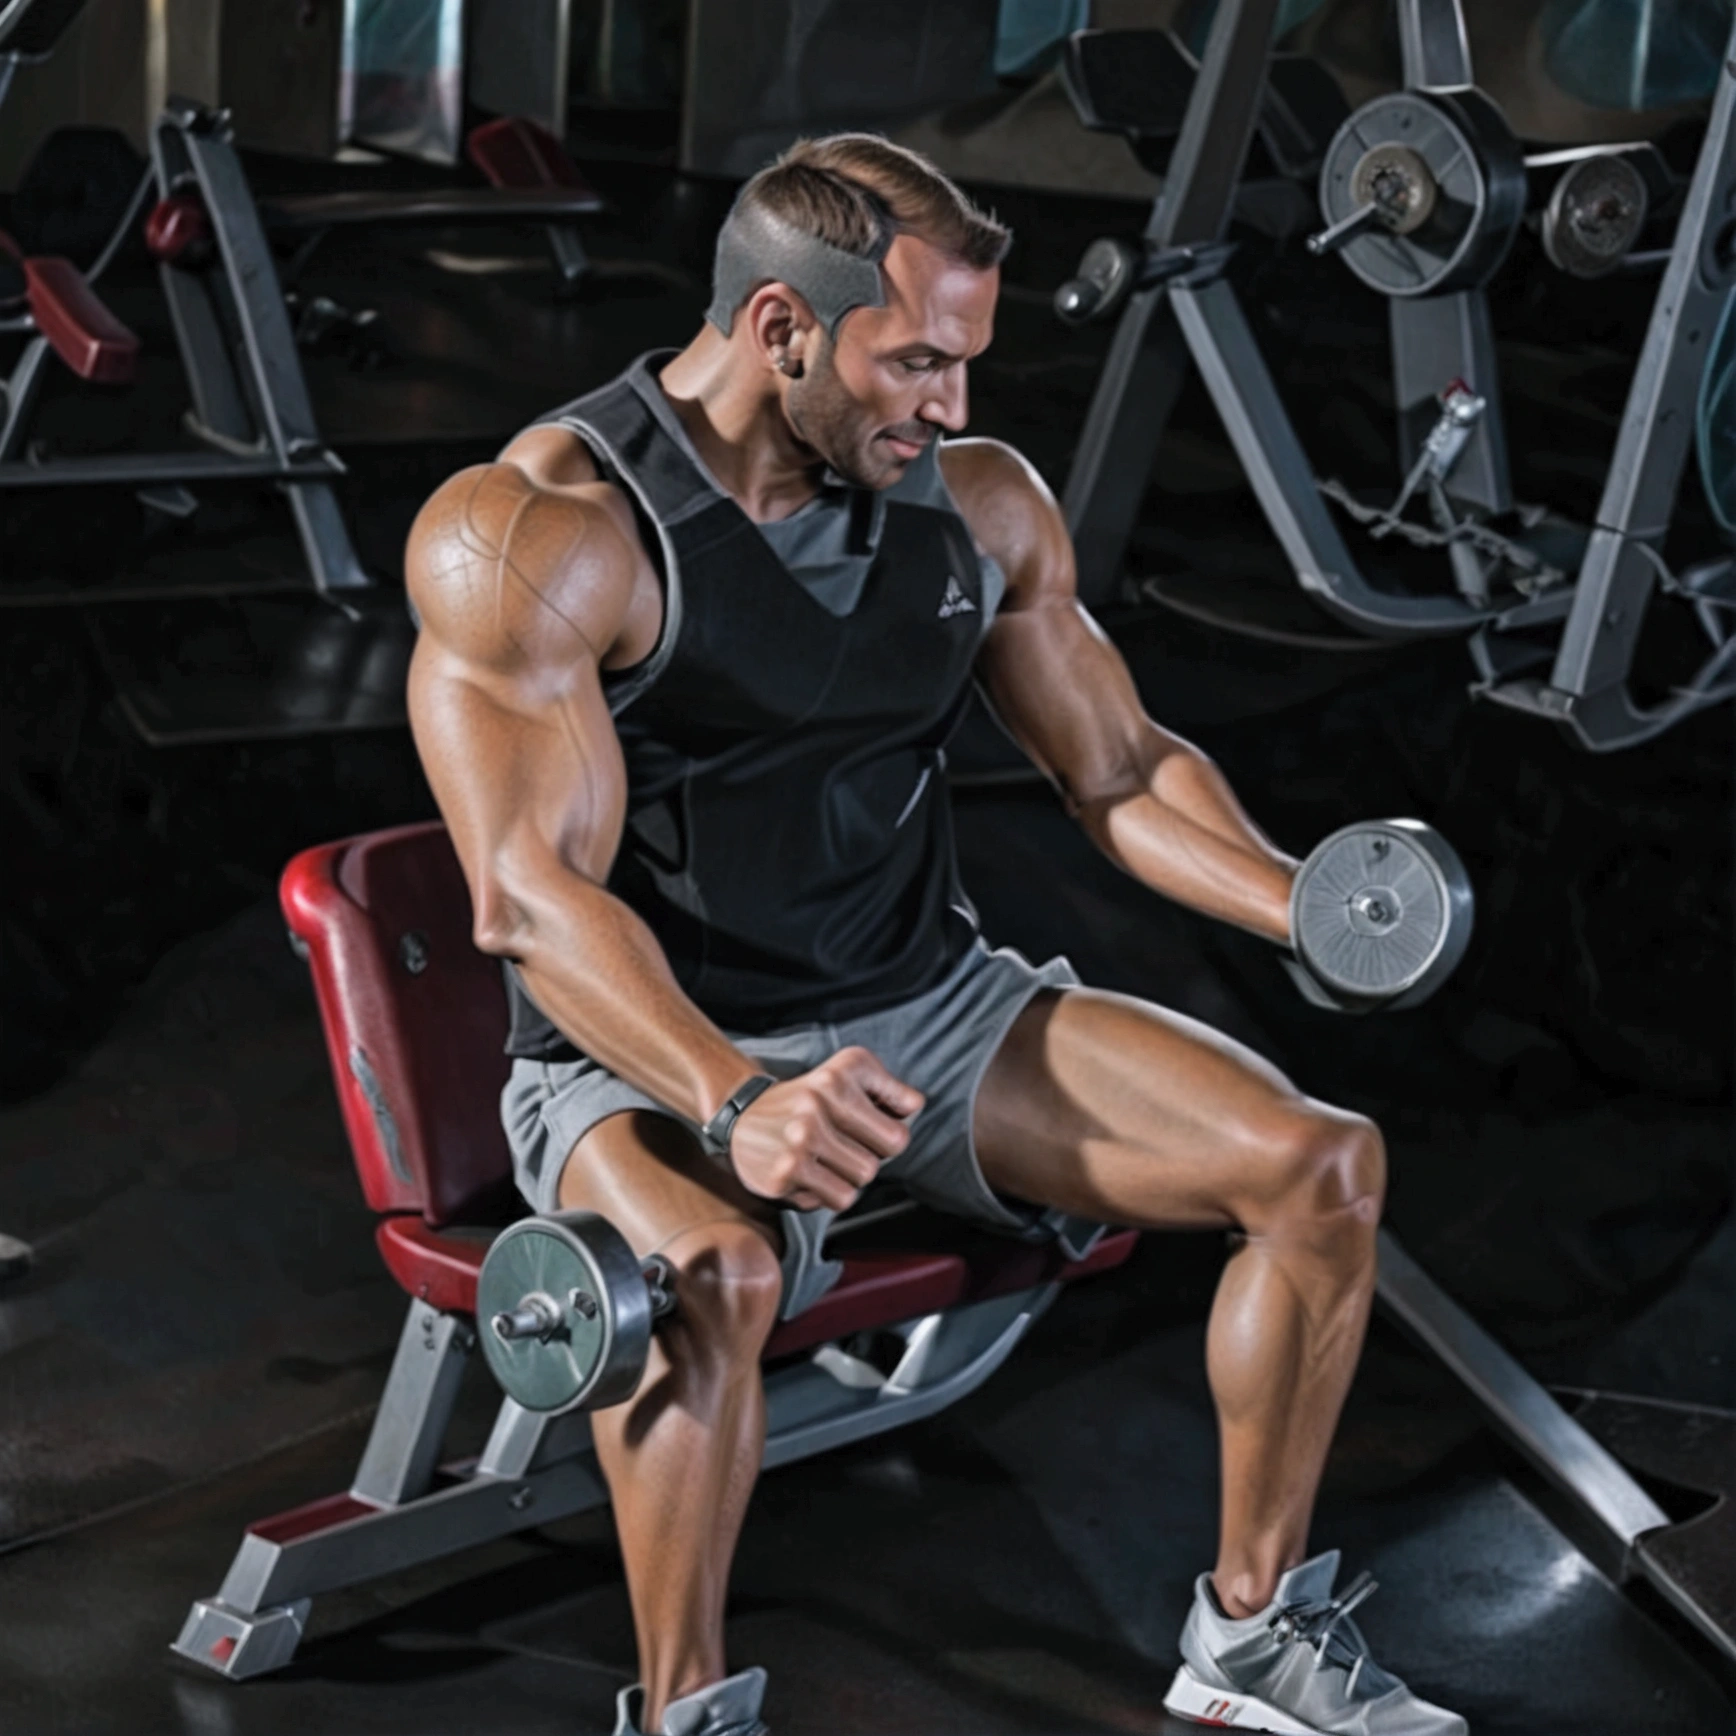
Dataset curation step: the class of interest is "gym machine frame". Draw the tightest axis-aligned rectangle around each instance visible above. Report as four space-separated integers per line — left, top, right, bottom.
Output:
0 100 372 599
1060 0 1736 1660
1060 0 1736 752
0 0 605 613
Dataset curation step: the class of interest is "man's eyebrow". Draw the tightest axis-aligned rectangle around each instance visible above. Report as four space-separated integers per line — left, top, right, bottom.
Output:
881 340 968 362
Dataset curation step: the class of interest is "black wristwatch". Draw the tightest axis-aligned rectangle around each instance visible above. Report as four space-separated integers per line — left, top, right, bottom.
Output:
700 1073 777 1161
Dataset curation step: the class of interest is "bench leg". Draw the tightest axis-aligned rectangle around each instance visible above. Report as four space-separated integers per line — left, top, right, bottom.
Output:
173 1301 476 1680
172 1596 312 1680
352 1303 475 1506
546 223 590 291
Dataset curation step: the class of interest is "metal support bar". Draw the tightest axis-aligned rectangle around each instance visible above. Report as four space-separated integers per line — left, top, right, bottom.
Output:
0 337 51 462
214 1457 611 1617
350 1305 475 1507
1062 0 1281 604
1063 289 1194 606
764 1287 1052 1468
546 224 589 290
1171 279 1485 635
1156 0 1285 248
151 103 373 596
1377 1228 1669 1565
1396 0 1472 89
1519 14 1736 747
285 480 373 594
160 106 323 463
0 448 344 487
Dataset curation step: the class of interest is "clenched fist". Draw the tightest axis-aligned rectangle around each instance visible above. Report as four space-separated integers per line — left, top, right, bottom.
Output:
727 1047 924 1211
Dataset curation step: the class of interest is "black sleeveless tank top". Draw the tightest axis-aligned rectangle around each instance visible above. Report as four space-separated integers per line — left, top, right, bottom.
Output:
504 351 1002 1057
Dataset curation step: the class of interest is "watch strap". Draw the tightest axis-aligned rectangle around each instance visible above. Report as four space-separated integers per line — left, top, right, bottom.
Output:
700 1073 778 1159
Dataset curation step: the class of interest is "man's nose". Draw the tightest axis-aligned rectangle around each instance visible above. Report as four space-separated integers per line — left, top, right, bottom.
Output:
921 365 969 434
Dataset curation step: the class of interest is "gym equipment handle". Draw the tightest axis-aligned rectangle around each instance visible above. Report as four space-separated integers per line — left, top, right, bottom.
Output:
1306 201 1383 257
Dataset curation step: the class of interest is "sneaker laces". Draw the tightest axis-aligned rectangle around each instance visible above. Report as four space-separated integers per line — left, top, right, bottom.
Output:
1270 1571 1382 1696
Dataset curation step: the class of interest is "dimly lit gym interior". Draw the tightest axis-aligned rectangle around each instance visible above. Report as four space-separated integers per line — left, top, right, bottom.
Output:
3 1 1736 1731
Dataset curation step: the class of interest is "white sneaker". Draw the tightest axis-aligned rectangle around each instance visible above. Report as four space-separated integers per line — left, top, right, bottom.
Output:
613 1665 769 1736
1163 1551 1466 1735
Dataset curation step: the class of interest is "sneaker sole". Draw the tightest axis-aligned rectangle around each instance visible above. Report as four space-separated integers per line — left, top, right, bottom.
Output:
1163 1664 1326 1734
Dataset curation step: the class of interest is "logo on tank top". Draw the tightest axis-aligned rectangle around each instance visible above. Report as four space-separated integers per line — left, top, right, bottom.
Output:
937 575 977 619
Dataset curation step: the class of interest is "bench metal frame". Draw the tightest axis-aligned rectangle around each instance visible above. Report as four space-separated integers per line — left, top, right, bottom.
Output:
174 1280 1060 1679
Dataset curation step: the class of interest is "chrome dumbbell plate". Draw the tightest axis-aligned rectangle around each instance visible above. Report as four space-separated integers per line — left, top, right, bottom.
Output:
1290 819 1474 1008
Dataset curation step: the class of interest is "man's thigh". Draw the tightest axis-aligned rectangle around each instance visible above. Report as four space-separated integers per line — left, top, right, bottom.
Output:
556 1109 782 1266
973 987 1358 1230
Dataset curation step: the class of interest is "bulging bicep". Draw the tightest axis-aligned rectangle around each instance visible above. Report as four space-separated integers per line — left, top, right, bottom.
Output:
410 639 629 951
405 464 639 931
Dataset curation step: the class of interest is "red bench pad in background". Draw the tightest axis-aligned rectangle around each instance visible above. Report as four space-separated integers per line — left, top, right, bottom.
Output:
24 254 139 383
467 117 598 195
377 1216 1140 1361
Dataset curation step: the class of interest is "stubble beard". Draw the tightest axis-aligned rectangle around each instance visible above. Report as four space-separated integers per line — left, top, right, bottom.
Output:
786 340 927 490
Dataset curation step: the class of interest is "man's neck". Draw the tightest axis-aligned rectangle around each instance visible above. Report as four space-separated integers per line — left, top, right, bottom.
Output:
656 329 826 524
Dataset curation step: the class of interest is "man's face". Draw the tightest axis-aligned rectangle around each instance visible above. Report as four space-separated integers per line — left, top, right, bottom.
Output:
783 232 998 490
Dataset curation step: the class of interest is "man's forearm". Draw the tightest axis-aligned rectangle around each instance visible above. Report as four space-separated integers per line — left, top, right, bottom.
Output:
503 874 763 1126
1081 749 1298 943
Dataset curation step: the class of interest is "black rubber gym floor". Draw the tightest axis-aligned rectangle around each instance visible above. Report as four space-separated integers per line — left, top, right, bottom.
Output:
2 151 1734 1731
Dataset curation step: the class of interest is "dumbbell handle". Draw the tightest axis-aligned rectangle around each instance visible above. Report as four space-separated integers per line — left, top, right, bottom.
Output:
492 1293 563 1343
492 1253 678 1349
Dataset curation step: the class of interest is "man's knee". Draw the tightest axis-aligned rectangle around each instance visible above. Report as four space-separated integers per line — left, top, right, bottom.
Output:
1257 1109 1385 1241
659 1220 784 1358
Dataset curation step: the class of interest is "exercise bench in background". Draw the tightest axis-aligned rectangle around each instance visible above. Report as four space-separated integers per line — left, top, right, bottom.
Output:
262 118 607 298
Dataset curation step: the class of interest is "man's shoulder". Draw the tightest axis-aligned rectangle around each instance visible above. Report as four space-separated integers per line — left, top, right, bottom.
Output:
406 441 653 679
936 438 1073 606
936 435 1041 499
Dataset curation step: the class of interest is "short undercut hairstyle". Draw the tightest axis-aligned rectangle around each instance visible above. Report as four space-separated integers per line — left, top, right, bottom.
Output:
707 133 1012 338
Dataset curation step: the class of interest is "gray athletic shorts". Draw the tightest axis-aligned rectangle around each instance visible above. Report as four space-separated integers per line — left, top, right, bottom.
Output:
501 940 1083 1320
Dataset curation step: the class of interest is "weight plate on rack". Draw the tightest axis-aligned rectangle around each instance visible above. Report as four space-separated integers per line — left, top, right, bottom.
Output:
1541 152 1648 279
1317 89 1525 297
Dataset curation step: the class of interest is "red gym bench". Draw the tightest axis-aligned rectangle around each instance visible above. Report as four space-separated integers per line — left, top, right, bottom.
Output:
260 119 604 294
0 228 139 394
173 821 1136 1679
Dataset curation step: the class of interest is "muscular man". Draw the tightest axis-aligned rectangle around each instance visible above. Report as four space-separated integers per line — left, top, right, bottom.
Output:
407 135 1464 1736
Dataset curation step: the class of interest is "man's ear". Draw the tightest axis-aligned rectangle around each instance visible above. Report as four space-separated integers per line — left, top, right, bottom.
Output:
745 283 817 377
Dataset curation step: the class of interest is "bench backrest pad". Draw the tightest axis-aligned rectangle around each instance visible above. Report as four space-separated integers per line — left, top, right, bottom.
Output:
280 822 513 1225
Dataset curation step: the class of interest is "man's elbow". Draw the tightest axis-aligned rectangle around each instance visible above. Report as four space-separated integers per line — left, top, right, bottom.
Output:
471 888 528 961
470 848 603 964
1067 733 1190 846
1071 787 1134 853
470 858 541 961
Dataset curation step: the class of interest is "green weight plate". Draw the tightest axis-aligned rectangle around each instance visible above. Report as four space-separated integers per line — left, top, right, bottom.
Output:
476 1211 651 1414
1291 820 1473 1006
